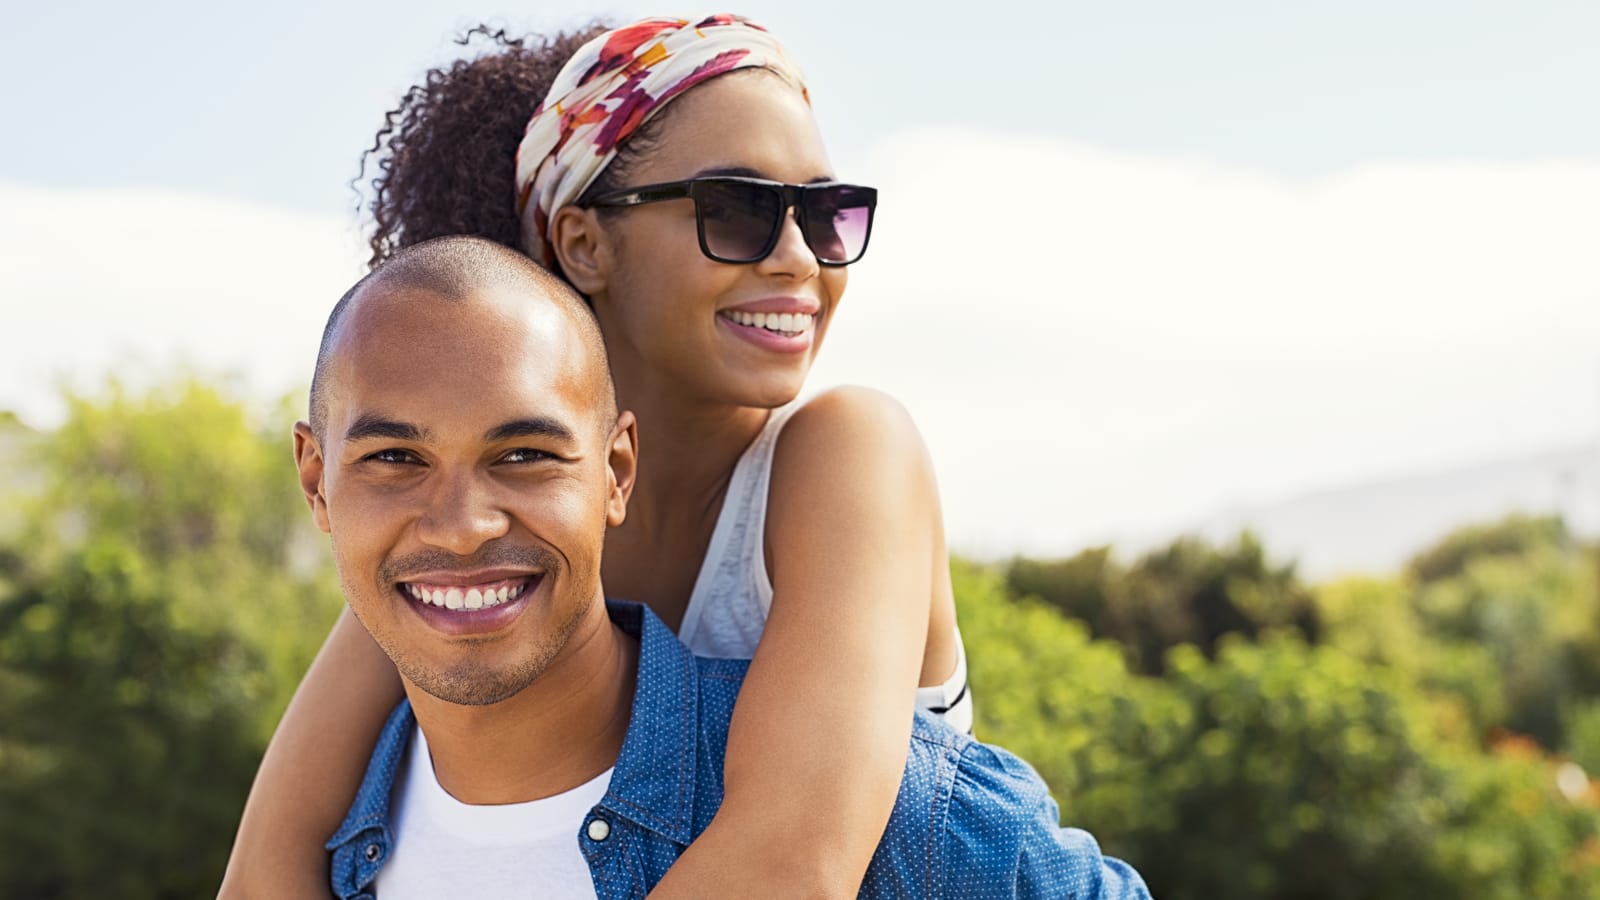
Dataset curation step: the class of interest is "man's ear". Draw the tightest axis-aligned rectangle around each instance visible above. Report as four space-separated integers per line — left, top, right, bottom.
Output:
605 410 638 528
292 421 332 534
550 205 611 297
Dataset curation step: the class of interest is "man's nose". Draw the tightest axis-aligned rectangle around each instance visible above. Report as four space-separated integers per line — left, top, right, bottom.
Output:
415 470 511 555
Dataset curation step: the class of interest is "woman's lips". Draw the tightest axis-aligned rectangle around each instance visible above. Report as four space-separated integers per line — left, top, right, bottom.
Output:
723 295 821 315
717 310 815 353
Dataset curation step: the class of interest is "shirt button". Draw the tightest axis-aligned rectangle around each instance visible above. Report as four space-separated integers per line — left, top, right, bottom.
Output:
587 818 611 842
364 843 381 862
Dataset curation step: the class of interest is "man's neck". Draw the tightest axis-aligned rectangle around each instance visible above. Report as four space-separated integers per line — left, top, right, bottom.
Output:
404 612 638 805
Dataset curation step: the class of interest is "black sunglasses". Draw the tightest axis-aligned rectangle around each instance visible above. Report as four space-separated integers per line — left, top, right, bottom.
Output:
582 176 877 267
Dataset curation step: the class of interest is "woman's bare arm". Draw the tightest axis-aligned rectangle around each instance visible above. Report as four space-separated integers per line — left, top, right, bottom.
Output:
648 387 945 899
220 606 405 898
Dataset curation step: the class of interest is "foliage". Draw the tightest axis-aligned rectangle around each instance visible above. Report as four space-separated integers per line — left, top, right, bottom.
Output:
1407 520 1600 749
955 561 1190 844
4 377 1599 897
0 378 342 897
1563 700 1600 776
0 543 262 897
1006 533 1319 675
976 520 1600 900
1315 574 1508 741
1139 636 1597 900
1407 514 1570 584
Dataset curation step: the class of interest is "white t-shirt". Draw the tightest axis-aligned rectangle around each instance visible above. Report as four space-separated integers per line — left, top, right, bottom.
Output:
375 724 612 900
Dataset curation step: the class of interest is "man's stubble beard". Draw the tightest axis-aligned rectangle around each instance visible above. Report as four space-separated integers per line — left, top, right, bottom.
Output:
348 586 594 706
398 592 591 706
337 539 594 706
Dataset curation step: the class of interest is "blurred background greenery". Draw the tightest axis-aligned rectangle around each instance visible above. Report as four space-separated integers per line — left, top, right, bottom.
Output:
1 378 1597 898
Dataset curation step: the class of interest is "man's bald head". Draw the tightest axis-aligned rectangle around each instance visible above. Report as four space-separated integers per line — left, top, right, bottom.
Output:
309 236 614 441
293 236 639 713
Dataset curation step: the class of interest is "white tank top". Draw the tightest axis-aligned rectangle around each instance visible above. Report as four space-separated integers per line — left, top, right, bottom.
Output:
675 403 973 733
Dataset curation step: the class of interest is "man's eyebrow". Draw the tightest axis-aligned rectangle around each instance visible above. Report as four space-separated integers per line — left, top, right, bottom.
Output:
485 417 578 443
345 414 429 443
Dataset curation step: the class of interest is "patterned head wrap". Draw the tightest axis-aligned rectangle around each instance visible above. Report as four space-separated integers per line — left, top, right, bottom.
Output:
514 14 808 268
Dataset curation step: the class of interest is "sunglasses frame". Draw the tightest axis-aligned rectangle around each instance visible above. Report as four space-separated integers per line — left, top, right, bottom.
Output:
582 176 877 267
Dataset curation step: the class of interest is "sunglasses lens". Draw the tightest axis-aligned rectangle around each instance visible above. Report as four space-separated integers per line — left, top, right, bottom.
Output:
688 180 876 265
801 185 875 265
696 180 784 262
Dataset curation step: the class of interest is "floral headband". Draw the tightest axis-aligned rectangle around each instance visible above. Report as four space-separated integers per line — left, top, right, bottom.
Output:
513 14 808 268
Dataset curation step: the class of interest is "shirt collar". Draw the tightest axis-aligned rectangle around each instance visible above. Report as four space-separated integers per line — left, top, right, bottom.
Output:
326 700 412 895
326 601 703 860
593 600 701 846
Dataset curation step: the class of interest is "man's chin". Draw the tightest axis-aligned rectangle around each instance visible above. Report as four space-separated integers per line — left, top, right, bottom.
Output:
399 647 555 707
395 597 591 706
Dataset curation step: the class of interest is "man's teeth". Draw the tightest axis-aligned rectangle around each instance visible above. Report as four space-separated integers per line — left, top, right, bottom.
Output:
404 582 525 610
728 310 814 335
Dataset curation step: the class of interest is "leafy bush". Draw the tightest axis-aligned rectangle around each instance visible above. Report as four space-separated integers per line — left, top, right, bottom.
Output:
4 379 1599 898
973 556 1600 900
1136 635 1598 900
0 379 342 897
1564 700 1600 776
1411 533 1600 749
957 561 1190 844
1315 574 1509 740
0 543 263 897
1005 533 1319 674
1408 514 1570 585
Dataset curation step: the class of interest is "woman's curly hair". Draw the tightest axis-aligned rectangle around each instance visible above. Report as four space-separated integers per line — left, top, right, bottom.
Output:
357 25 610 270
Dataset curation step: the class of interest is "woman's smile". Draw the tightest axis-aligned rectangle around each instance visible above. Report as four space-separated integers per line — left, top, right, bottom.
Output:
717 295 822 354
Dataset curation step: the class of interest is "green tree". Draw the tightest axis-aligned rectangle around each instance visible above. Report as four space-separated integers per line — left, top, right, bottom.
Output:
1564 700 1600 776
0 543 262 897
1408 514 1570 585
967 557 1600 900
0 378 343 897
1316 574 1508 741
1410 524 1600 749
1005 533 1319 674
1134 634 1598 900
957 560 1189 845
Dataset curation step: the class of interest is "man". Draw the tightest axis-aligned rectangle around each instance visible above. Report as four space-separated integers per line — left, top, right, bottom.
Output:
297 236 1150 899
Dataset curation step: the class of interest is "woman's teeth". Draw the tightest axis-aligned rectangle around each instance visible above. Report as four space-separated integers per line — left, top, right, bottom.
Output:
404 582 526 611
727 310 814 335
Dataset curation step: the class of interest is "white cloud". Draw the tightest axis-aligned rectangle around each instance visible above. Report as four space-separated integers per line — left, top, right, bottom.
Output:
810 129 1600 556
5 134 1598 560
0 182 367 426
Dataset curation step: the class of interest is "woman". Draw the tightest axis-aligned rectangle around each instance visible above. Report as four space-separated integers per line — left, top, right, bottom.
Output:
223 15 969 897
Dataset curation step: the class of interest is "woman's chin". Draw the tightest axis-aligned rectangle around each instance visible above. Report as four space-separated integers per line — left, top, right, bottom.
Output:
720 369 811 411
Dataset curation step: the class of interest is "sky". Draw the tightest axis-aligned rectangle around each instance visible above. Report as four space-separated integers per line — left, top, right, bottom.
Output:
3 1 1598 561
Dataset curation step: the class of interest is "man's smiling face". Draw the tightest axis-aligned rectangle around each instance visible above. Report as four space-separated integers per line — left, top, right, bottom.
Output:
295 271 633 706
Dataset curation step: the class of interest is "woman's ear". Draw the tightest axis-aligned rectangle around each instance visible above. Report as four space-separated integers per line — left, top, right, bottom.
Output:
550 205 610 296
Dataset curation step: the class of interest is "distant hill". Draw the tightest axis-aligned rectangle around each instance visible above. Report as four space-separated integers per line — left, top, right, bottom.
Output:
1179 441 1600 581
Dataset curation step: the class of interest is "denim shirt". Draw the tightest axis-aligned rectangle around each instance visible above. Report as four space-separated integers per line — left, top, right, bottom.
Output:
328 601 1150 899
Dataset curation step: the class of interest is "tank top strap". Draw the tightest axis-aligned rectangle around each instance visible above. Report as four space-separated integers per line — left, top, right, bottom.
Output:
675 403 801 658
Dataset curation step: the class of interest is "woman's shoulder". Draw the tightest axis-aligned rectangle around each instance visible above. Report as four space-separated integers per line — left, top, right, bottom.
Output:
769 386 937 506
777 385 928 457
